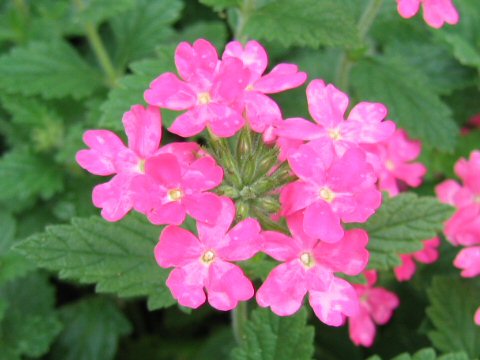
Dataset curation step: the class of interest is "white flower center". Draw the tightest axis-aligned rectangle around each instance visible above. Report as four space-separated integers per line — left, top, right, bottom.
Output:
385 160 395 171
300 252 315 269
198 92 211 105
328 128 342 141
138 159 146 173
319 187 336 203
201 250 216 265
167 188 184 201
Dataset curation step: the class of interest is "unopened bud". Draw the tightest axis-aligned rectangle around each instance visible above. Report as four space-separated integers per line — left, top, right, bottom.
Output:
236 200 250 220
257 196 281 214
215 185 239 198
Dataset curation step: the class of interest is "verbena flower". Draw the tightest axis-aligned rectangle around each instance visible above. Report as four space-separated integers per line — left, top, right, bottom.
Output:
394 237 440 281
397 0 459 28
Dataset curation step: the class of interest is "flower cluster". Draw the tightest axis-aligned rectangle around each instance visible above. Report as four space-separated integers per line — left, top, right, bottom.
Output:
397 0 459 28
436 151 480 324
76 39 430 344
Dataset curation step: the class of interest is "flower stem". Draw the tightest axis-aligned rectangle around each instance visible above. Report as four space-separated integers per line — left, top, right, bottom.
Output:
234 0 256 42
231 301 248 345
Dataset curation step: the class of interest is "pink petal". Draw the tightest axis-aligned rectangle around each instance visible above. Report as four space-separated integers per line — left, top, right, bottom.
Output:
223 40 268 82
413 237 440 263
92 174 135 221
389 129 422 162
475 307 480 325
122 105 162 159
304 201 344 243
445 205 480 246
76 130 126 176
397 0 421 18
211 57 250 103
182 156 223 192
364 270 378 287
349 306 376 347
166 263 208 309
280 180 319 215
256 261 308 316
155 226 203 267
254 64 307 94
197 196 235 245
306 264 334 292
394 255 416 281
145 154 182 187
175 39 218 82
169 108 207 137
147 201 186 225
184 192 222 225
455 151 480 194
367 288 400 325
286 211 319 250
275 117 323 141
328 148 375 191
392 162 427 188
244 92 282 133
346 102 396 143
309 277 359 326
144 73 196 110
454 246 480 278
288 140 334 181
313 229 369 276
306 80 349 128
206 260 254 311
261 231 302 261
158 142 201 166
216 218 261 261
340 188 382 223
207 103 245 137
422 0 459 28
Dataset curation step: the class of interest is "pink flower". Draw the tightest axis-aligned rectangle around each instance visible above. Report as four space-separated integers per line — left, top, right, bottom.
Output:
144 39 250 138
394 237 440 281
256 212 369 325
281 141 381 243
475 307 480 325
223 40 306 134
133 152 224 225
397 0 459 29
155 197 261 310
454 246 480 277
276 80 395 156
76 105 164 221
363 129 427 196
349 271 400 347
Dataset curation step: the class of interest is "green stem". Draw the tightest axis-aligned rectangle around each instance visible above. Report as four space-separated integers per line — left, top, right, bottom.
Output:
231 301 248 345
85 23 118 87
234 0 256 42
335 0 384 91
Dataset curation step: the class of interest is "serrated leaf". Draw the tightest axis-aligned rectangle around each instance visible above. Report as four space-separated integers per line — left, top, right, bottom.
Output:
51 297 131 360
357 193 454 270
427 277 480 358
244 0 358 48
231 308 315 360
0 148 64 203
174 21 228 50
0 41 102 99
367 348 469 360
111 0 183 69
100 47 176 130
0 272 62 358
14 213 175 310
351 56 459 151
199 0 241 11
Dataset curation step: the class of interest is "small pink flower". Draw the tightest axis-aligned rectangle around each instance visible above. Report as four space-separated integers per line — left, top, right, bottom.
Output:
394 237 440 281
475 307 480 325
155 197 261 310
397 0 459 28
223 40 307 134
276 80 395 156
363 129 427 196
454 246 480 277
133 152 224 225
349 271 400 347
281 141 381 243
256 212 369 325
144 39 250 138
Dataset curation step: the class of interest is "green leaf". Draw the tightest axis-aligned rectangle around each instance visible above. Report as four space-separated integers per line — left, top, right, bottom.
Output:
199 0 241 11
351 56 459 151
100 46 176 131
0 272 62 359
0 41 102 99
231 308 315 360
244 0 358 48
174 21 228 50
358 193 454 270
367 348 469 360
51 297 131 360
0 148 64 203
427 277 480 358
111 0 183 69
15 213 175 310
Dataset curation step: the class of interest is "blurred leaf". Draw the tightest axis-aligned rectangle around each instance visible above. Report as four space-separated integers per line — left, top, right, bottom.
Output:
351 55 459 151
0 272 62 359
174 21 228 50
199 0 241 11
15 213 175 310
111 0 183 69
244 0 358 48
358 193 454 270
366 348 469 360
231 308 315 360
51 297 131 360
0 41 102 99
427 277 480 358
100 46 176 131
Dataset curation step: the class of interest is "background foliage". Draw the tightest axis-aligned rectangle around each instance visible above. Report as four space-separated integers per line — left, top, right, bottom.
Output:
0 0 479 359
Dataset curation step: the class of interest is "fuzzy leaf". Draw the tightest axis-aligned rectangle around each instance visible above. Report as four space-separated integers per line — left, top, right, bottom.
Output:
14 213 175 310
351 56 459 151
427 277 480 358
231 308 315 360
0 41 102 99
358 193 454 270
199 0 241 10
51 298 131 360
244 0 358 48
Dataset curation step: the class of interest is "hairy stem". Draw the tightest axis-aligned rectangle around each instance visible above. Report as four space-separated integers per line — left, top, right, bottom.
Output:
234 0 256 42
231 301 248 345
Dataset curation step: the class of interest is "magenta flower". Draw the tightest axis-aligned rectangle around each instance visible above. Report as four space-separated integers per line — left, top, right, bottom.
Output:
276 80 395 156
397 0 459 29
363 129 427 196
349 271 400 347
133 152 223 225
144 39 250 138
394 237 440 281
155 197 261 310
256 212 369 325
281 141 381 243
454 246 480 277
223 40 306 134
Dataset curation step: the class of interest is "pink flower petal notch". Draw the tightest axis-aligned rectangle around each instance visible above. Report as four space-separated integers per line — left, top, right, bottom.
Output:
155 197 262 311
394 237 440 281
397 0 459 29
